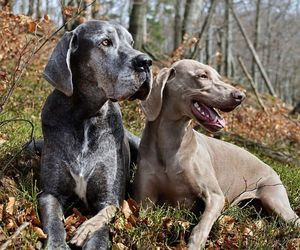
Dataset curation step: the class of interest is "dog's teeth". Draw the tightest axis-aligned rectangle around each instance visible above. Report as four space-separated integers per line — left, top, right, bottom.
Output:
201 112 205 115
194 102 200 108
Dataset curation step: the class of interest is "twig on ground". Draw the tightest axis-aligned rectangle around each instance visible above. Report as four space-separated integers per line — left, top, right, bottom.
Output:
0 222 30 250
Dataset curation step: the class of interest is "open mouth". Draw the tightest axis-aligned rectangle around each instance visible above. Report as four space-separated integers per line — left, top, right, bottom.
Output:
191 101 225 132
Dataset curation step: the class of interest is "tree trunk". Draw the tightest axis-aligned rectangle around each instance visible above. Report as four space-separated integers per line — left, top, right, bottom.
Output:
224 0 233 77
46 0 49 14
216 28 223 73
263 0 272 92
251 0 261 87
205 25 213 65
182 0 203 38
174 0 182 50
27 0 34 16
191 0 217 60
36 0 41 18
230 2 276 97
129 0 147 51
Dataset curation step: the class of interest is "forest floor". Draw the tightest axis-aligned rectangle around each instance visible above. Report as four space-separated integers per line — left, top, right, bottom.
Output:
0 10 299 250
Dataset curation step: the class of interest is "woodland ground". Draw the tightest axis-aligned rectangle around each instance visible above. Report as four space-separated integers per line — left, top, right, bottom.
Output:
0 10 299 250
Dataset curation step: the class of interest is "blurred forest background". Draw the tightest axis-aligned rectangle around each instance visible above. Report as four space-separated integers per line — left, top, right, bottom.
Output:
5 0 300 107
0 0 300 249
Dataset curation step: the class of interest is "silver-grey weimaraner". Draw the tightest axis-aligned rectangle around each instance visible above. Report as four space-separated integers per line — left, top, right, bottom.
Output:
39 20 152 249
134 59 300 249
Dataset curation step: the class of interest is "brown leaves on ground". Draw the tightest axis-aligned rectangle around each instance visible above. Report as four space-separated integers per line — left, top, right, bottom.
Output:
0 8 56 96
0 177 89 248
0 177 45 249
64 208 88 241
223 95 300 150
111 199 190 250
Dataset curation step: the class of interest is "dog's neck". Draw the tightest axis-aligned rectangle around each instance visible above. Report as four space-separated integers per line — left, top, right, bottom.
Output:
141 104 195 163
71 78 108 119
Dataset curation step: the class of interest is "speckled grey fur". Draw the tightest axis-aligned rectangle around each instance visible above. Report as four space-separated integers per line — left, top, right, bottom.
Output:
39 20 152 250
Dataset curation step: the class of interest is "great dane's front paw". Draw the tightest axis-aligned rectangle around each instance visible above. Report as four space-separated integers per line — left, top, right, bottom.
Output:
70 217 104 247
70 205 117 247
46 240 71 250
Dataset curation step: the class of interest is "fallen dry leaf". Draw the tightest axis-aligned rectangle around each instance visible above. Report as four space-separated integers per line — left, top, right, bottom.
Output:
218 215 235 232
126 198 139 217
6 197 15 216
0 204 3 221
178 220 190 231
27 21 36 33
254 219 266 231
32 226 47 239
242 227 253 236
116 242 128 250
121 200 132 219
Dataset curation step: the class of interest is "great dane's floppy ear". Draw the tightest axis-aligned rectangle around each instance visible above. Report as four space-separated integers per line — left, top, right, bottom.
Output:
141 67 176 121
43 32 78 96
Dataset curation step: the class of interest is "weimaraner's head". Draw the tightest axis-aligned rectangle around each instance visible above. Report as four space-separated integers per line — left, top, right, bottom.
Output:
142 59 245 132
43 20 152 101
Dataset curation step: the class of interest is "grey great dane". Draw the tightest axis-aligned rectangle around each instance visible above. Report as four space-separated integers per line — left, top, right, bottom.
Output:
39 20 152 249
134 60 300 249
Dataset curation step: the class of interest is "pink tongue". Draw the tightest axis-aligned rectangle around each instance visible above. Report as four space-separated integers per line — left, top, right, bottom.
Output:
200 104 225 128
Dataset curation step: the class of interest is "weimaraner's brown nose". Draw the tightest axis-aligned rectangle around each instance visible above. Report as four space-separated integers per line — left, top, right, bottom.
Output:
132 54 152 71
231 90 245 103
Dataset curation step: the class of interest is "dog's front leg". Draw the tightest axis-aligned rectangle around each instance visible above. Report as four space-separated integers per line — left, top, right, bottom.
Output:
70 205 117 248
188 190 224 250
39 193 70 250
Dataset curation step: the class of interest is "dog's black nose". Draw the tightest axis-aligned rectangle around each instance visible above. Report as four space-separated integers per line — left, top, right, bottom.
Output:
231 91 246 103
132 54 152 71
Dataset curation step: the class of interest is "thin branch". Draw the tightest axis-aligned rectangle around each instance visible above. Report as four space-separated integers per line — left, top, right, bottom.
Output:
229 1 276 97
34 0 96 56
191 0 217 59
0 222 30 250
237 56 268 113
0 0 97 112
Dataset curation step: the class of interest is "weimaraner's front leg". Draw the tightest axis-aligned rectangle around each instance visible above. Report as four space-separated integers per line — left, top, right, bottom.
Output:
188 190 225 249
184 168 225 250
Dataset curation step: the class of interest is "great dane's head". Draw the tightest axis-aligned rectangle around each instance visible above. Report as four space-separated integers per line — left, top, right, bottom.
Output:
142 59 245 132
43 20 152 102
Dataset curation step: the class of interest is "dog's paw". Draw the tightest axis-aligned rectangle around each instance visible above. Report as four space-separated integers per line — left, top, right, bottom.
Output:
47 241 71 250
70 216 104 246
70 205 117 247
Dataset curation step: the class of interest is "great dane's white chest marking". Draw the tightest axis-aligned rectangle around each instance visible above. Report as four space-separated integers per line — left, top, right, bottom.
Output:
71 117 98 205
71 171 88 204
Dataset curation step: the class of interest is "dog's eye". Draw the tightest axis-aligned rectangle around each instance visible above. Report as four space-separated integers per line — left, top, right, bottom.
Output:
100 39 112 47
198 74 208 79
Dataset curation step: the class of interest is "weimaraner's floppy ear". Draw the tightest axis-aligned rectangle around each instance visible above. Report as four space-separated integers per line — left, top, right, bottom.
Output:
141 67 176 121
43 32 78 96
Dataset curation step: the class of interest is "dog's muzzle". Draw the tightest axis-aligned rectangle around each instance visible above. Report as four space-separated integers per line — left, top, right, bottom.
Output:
128 54 152 101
